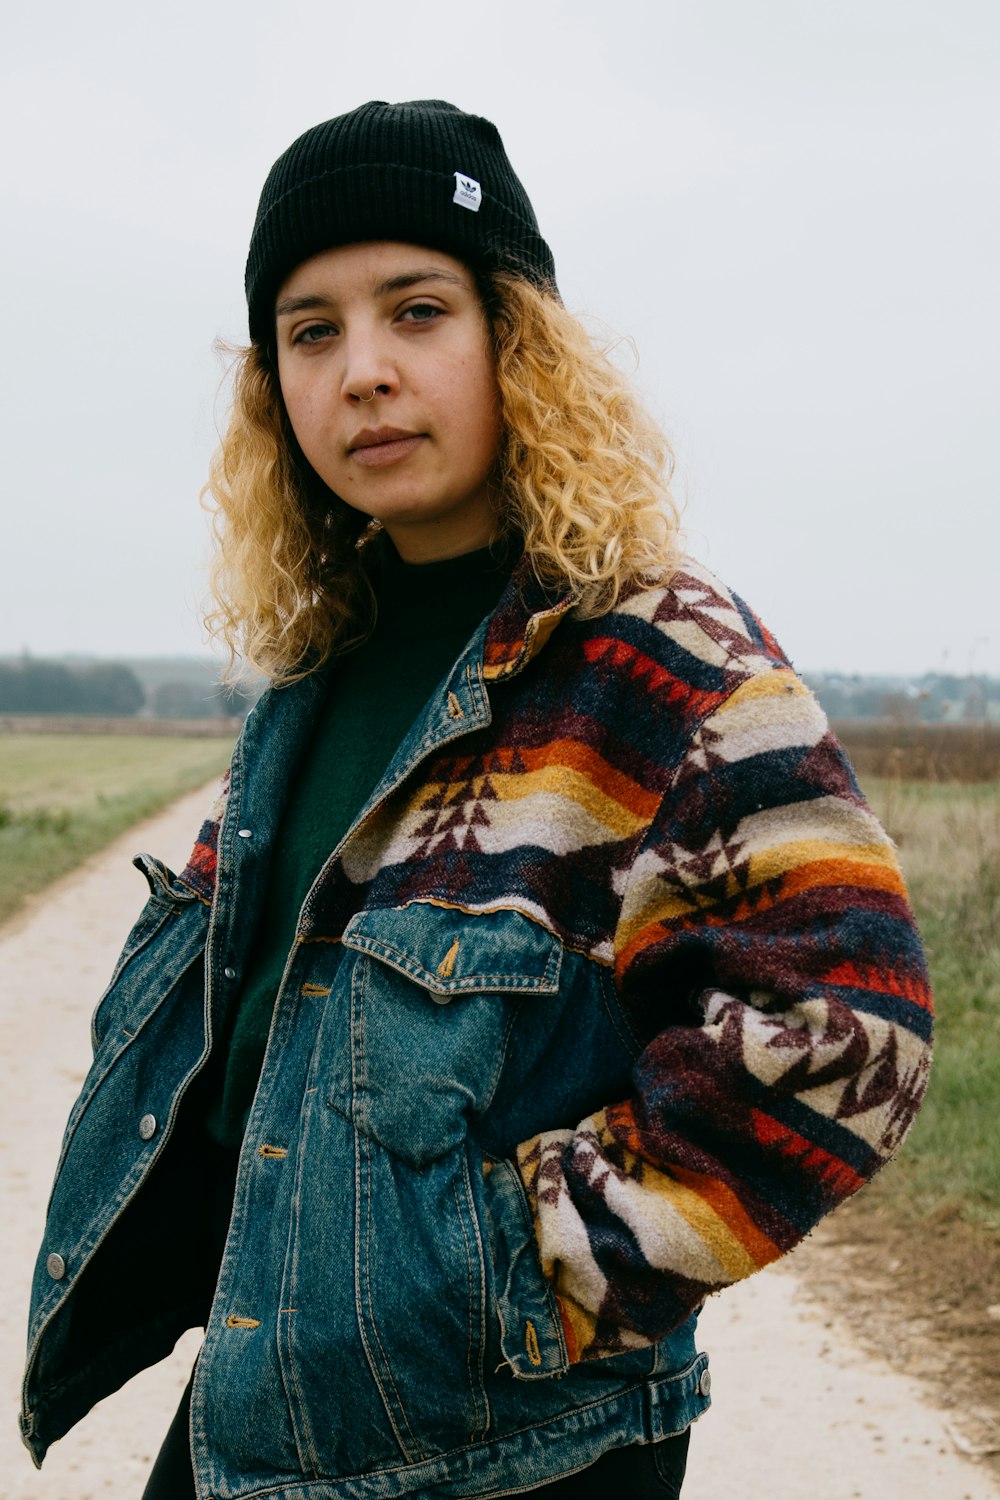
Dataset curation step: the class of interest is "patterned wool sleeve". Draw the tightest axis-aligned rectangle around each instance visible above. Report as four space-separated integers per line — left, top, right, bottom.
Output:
514 669 933 1364
177 768 230 902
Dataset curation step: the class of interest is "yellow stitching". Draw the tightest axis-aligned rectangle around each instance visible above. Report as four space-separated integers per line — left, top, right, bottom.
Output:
300 983 331 996
525 1320 542 1367
175 879 212 908
226 1315 261 1329
393 896 614 966
258 1144 287 1159
447 691 464 719
437 938 460 978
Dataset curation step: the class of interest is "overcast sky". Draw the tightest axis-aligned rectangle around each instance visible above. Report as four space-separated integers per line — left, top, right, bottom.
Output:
2 0 997 675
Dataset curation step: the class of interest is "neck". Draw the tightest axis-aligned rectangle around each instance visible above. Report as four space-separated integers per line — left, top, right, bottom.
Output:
381 510 496 564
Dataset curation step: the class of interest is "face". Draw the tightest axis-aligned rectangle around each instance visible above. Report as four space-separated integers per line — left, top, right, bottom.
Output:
274 241 502 563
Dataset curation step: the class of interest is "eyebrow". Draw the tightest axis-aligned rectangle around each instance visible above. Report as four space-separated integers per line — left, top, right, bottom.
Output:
275 268 468 320
373 268 467 296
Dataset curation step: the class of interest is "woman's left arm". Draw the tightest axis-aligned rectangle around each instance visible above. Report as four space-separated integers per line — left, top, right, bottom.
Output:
515 671 932 1364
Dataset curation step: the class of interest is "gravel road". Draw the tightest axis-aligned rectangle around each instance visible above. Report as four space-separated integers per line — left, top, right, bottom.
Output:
2 788 996 1499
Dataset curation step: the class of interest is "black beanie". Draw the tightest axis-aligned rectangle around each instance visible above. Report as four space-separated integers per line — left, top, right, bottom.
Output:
245 99 557 344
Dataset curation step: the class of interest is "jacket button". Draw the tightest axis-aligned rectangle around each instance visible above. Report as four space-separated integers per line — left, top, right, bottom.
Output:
237 828 253 839
139 1113 158 1141
699 1367 712 1397
224 966 236 980
46 1253 66 1280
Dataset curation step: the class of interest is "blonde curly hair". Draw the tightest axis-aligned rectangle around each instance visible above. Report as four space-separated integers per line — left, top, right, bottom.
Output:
204 272 681 681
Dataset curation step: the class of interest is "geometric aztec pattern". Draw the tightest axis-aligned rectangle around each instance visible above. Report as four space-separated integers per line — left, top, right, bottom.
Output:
181 556 933 1365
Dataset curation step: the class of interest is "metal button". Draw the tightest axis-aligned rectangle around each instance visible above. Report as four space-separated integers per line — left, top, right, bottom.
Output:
237 828 253 839
699 1367 712 1397
46 1252 66 1280
224 966 236 980
138 1113 157 1141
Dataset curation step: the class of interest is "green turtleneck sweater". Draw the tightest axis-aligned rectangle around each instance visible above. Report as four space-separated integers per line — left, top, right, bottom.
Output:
206 534 517 1148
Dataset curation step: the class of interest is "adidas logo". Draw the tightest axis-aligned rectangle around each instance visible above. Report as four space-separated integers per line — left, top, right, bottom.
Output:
452 172 482 212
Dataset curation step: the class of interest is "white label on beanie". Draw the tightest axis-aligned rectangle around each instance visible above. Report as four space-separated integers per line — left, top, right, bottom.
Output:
453 173 482 212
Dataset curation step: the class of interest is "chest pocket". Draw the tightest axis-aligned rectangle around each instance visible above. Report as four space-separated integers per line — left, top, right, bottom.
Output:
336 903 562 1168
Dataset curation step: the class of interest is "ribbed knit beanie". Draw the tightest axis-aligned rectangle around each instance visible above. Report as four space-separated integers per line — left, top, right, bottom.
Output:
245 99 556 344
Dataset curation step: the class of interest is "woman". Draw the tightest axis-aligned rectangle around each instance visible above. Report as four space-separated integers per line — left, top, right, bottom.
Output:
23 101 932 1500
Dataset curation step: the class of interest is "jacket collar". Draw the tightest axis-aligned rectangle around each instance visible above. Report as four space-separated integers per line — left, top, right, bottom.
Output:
176 555 579 908
481 553 579 682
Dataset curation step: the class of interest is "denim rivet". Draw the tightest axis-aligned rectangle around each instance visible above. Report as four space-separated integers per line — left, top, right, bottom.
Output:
139 1113 157 1141
237 828 253 839
224 966 236 980
699 1367 712 1397
46 1252 66 1280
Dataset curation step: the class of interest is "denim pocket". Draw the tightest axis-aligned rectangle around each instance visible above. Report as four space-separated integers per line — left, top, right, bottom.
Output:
479 1156 568 1379
337 904 562 1168
349 1134 493 1458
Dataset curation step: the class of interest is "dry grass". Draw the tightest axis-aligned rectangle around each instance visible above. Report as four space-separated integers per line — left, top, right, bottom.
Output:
857 775 1000 1226
862 774 1000 893
836 720 1000 782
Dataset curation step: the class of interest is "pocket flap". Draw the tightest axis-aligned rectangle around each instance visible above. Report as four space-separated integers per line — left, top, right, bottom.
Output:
342 902 562 997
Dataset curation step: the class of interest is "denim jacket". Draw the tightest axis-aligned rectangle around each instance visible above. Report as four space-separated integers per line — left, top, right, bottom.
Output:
22 557 931 1498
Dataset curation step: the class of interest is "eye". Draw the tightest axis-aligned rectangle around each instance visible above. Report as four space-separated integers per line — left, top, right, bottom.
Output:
292 322 337 345
398 302 444 325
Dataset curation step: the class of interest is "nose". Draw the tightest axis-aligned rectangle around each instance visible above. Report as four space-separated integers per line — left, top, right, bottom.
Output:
341 326 399 406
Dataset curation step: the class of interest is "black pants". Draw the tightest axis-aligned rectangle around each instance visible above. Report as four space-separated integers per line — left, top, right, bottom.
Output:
142 1376 690 1499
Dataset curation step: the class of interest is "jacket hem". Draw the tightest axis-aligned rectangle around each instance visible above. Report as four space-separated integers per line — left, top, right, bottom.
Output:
195 1356 709 1500
22 1304 202 1468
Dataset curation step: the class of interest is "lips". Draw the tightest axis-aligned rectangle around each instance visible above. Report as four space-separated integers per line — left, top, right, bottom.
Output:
348 426 426 469
350 426 418 451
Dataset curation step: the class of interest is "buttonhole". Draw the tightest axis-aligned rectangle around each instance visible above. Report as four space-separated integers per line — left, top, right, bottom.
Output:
437 938 460 978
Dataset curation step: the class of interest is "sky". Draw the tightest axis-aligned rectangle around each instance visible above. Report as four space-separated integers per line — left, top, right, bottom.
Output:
2 0 997 676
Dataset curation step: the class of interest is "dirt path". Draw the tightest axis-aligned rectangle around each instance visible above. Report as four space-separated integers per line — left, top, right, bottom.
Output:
2 791 998 1499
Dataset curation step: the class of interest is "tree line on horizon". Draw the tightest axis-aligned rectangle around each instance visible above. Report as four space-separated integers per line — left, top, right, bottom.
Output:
0 658 253 719
803 671 1000 725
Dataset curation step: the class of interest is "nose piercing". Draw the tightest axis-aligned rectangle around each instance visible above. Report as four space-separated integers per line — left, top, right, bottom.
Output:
358 389 377 403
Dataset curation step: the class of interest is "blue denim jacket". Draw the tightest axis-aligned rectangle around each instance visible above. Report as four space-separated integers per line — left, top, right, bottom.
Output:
22 612 711 1498
23 554 932 1496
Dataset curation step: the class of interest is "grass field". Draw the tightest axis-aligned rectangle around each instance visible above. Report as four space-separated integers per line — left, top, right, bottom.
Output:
0 733 235 926
862 775 1000 1227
